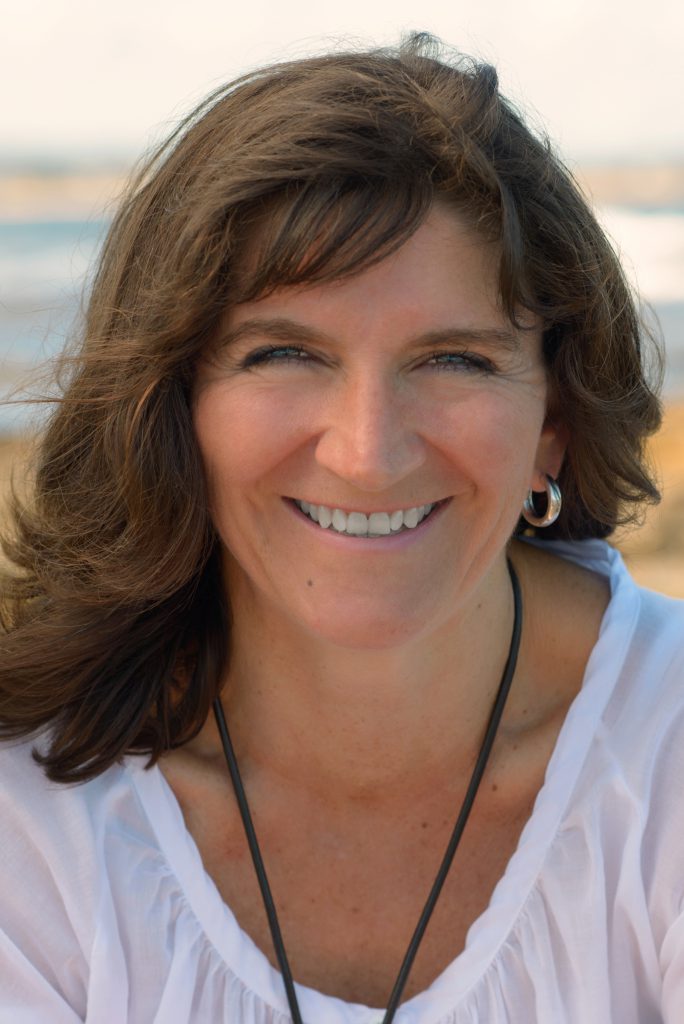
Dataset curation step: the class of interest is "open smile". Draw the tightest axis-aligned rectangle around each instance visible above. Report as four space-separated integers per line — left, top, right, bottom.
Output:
290 498 448 538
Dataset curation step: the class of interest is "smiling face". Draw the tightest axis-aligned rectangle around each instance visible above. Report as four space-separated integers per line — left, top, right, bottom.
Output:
193 204 566 649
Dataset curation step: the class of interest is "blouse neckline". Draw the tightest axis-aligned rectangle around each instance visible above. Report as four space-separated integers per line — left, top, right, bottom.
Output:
129 540 640 1024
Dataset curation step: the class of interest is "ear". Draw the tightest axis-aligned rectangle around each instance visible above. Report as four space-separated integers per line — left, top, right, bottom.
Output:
530 415 568 491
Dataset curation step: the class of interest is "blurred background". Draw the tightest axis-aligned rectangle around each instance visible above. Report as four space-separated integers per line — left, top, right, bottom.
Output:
1 0 683 591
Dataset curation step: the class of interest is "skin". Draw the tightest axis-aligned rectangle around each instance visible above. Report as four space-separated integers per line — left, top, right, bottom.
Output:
161 204 609 1006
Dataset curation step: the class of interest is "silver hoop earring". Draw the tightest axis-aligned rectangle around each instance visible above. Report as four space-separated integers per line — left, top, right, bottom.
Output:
522 474 562 528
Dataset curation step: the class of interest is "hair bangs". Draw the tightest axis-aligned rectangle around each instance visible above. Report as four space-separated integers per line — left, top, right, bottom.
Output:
228 176 435 304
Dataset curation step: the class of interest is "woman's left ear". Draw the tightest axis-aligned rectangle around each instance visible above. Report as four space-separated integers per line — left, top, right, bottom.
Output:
531 416 569 491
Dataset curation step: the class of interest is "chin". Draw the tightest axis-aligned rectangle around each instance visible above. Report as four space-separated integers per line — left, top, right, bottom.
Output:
297 598 435 651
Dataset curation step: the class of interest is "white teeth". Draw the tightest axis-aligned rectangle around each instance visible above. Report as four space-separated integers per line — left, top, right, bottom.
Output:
346 512 368 535
403 507 420 529
295 500 436 537
389 509 403 531
368 512 391 536
332 508 347 532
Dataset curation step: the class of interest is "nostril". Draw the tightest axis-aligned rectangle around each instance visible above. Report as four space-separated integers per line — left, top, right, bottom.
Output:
313 421 425 491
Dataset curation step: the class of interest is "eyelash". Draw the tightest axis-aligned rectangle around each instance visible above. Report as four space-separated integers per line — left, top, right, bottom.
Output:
241 345 309 368
425 351 495 374
240 344 495 374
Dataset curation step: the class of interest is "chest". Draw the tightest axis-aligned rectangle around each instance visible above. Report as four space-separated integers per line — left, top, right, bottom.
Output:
162 758 541 1008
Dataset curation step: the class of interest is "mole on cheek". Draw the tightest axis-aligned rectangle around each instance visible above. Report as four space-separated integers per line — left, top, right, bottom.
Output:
306 579 314 587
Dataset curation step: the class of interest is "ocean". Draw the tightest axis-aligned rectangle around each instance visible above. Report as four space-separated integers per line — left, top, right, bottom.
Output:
1 209 683 434
0 219 107 433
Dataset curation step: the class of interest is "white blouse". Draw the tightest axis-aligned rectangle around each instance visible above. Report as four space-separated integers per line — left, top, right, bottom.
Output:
1 540 683 1023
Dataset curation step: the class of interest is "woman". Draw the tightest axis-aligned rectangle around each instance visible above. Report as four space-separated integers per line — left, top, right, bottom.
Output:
0 33 682 1024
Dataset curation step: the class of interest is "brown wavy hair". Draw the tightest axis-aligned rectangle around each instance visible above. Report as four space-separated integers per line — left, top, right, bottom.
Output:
0 33 662 782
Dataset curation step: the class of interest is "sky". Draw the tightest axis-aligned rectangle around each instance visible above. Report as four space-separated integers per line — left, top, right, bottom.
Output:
3 0 683 167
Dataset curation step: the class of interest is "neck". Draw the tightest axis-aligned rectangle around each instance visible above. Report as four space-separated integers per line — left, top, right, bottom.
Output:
205 551 521 802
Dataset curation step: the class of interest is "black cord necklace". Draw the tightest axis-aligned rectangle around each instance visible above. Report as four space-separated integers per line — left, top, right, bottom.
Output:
213 559 522 1024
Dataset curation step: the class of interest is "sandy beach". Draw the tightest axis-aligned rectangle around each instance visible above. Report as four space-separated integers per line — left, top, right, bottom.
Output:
1 163 682 222
0 170 127 222
615 402 684 596
1 404 683 596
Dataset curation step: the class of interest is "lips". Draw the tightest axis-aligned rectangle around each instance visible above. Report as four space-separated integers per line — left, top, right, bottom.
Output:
293 499 439 537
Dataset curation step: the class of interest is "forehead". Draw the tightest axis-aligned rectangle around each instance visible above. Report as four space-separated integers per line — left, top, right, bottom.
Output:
223 203 538 348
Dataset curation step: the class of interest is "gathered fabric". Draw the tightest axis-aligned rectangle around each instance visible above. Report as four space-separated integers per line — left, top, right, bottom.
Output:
1 540 683 1023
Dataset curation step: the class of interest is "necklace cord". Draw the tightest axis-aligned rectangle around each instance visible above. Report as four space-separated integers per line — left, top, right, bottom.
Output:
213 702 304 1024
381 558 522 1019
213 558 522 1024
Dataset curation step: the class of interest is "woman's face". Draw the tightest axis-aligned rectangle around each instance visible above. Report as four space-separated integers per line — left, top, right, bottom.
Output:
193 204 566 649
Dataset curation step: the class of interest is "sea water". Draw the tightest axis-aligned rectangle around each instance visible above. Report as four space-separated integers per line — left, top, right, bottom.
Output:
0 219 107 432
1 209 683 433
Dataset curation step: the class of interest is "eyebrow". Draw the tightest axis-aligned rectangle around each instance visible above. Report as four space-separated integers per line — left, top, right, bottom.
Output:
216 316 521 353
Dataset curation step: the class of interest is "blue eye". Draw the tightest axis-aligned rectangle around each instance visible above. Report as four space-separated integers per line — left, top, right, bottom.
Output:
427 351 494 374
242 345 310 368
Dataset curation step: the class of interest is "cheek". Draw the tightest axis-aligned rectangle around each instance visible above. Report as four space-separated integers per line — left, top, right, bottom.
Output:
430 389 546 482
193 384 309 500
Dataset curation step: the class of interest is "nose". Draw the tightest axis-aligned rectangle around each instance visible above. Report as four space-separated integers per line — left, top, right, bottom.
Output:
313 373 426 492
